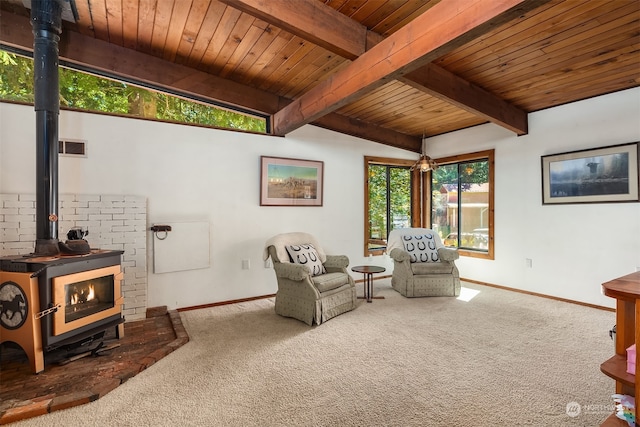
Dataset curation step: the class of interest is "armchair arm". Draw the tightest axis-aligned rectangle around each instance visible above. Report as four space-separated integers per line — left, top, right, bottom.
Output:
274 262 310 281
438 247 459 262
324 254 349 270
389 248 411 263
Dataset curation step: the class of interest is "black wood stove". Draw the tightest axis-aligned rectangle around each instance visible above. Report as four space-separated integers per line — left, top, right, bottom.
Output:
0 0 124 373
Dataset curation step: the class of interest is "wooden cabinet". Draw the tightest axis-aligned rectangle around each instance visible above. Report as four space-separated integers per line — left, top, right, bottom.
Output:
600 271 639 426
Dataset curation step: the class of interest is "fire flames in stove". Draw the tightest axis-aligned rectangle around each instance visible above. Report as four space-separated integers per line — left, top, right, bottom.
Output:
69 283 96 307
62 274 116 325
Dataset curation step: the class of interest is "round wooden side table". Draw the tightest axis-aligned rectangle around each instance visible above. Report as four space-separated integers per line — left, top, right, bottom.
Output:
351 265 386 303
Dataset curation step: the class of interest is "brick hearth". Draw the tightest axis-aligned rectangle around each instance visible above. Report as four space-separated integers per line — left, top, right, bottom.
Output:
0 307 188 424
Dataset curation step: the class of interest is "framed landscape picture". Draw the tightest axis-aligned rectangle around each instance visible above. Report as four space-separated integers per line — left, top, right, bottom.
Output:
260 156 324 206
541 142 639 205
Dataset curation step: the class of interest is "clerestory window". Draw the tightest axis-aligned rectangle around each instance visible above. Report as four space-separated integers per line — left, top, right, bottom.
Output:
0 48 267 133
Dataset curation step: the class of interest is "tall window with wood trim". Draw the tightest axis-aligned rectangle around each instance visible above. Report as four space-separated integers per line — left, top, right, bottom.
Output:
430 150 494 260
364 156 418 256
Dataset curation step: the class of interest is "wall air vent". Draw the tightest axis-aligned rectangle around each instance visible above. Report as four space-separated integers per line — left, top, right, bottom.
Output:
58 139 87 157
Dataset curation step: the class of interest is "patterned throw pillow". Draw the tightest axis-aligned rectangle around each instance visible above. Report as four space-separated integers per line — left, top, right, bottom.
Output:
402 233 439 263
286 244 327 276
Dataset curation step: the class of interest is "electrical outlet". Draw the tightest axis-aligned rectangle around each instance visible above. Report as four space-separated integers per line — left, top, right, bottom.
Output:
242 259 250 270
264 258 272 269
525 258 532 268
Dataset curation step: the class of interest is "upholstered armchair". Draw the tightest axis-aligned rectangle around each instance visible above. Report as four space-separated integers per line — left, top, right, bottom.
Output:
264 232 356 326
388 228 461 297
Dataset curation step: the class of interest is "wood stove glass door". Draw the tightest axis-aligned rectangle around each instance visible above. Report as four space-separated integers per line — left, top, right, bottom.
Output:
52 265 123 336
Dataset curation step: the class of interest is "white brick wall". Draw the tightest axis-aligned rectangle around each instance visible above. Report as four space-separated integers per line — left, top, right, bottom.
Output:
1 193 148 321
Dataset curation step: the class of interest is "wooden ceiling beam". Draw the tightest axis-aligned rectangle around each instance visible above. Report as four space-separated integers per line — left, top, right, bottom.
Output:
400 65 528 135
220 0 530 137
219 0 529 137
312 114 420 152
0 10 418 149
217 0 367 60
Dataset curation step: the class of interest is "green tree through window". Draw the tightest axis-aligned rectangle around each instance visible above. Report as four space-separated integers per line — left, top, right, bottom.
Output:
0 49 266 133
365 156 415 255
430 150 494 259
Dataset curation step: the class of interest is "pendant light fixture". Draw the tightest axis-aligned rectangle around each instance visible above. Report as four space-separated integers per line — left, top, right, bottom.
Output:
410 133 438 173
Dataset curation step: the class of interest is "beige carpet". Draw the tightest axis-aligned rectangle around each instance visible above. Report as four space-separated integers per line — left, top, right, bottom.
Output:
12 279 616 426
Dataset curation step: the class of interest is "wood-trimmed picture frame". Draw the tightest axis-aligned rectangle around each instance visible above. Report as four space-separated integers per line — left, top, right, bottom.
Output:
260 156 324 206
541 142 639 205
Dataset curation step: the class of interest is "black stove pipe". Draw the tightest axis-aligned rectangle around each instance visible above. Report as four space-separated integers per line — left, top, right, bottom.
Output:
31 0 63 256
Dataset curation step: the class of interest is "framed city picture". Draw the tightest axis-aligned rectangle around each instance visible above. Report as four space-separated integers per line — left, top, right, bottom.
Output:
260 156 324 206
541 142 639 204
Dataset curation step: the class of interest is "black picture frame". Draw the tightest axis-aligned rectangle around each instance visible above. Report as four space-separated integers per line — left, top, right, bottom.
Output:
541 142 639 205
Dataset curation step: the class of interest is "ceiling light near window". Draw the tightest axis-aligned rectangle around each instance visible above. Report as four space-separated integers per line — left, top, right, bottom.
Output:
410 135 438 173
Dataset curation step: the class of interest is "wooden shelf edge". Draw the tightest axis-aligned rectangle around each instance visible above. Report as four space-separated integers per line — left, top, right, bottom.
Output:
600 355 636 388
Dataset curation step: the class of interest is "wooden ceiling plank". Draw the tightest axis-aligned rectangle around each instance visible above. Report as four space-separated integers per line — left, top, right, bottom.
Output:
366 94 438 126
162 0 194 62
184 1 227 68
348 87 425 123
470 20 639 86
311 113 421 152
357 0 410 31
504 54 640 102
174 0 212 64
257 38 318 92
374 94 440 125
502 58 640 107
218 19 267 78
273 0 542 136
281 55 348 100
437 1 590 71
377 0 441 36
347 0 389 24
447 1 637 89
230 24 283 81
105 0 124 46
201 6 242 74
238 29 292 85
121 0 140 49
72 0 96 38
250 35 309 90
542 7 639 55
270 56 331 97
149 0 175 57
338 82 408 116
335 0 367 17
208 14 257 76
479 26 640 92
88 0 110 41
218 0 367 60
445 2 605 78
137 0 158 53
337 83 412 118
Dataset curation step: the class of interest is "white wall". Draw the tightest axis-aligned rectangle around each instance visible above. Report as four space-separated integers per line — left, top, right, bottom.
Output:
2 87 638 310
425 88 640 308
0 102 409 309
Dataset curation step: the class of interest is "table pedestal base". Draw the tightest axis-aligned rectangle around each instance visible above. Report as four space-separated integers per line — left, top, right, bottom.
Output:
351 265 386 303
